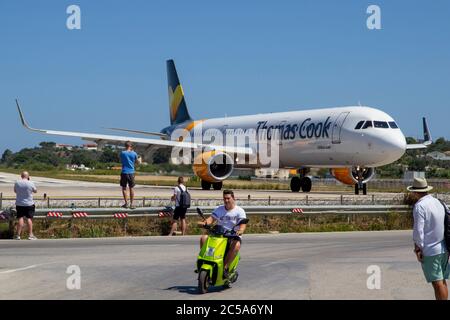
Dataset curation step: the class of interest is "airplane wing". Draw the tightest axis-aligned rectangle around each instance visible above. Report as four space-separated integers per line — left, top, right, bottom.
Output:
406 117 432 150
15 100 253 156
103 127 169 138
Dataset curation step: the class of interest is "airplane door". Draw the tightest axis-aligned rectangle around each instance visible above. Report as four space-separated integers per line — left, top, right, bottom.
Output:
331 112 350 144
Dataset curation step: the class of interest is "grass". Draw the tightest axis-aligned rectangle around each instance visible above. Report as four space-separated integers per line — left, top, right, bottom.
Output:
0 212 414 239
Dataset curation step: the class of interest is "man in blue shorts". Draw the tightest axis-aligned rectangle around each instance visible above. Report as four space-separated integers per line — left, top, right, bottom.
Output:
120 141 141 209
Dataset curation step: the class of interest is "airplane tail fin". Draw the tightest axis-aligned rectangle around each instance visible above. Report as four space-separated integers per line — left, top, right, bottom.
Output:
422 117 432 145
167 59 192 125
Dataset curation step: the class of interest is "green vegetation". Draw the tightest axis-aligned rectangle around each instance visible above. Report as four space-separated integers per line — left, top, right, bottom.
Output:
374 137 450 178
0 142 191 175
0 212 414 239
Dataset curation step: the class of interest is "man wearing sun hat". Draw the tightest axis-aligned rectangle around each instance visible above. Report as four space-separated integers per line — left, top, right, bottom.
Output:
408 177 450 300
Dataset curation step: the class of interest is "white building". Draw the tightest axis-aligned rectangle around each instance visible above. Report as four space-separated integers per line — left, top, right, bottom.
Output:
255 168 290 180
55 144 73 150
403 171 426 182
82 144 98 151
427 151 450 161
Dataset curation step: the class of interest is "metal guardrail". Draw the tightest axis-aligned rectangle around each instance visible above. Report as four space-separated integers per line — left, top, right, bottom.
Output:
0 193 419 209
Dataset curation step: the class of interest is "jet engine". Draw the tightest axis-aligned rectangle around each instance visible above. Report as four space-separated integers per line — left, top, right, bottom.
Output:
330 167 375 185
192 151 234 183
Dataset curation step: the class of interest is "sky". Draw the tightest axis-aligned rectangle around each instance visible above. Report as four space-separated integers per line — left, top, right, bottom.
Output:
0 0 449 154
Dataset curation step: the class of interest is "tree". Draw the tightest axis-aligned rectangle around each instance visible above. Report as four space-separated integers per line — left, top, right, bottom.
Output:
1 149 13 163
99 147 119 163
71 151 95 167
39 142 56 149
408 157 427 171
153 148 171 164
405 137 417 144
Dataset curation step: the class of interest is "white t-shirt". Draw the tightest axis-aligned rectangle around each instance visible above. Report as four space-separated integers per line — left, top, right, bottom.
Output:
211 205 247 232
173 184 187 207
14 179 37 207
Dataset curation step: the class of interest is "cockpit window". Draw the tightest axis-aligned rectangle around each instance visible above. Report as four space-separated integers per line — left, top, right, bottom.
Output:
355 121 365 130
362 121 373 129
389 121 399 129
374 121 389 128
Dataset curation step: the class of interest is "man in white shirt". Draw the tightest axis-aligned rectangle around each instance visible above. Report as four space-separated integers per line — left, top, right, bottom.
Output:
409 177 449 300
169 177 188 236
198 189 247 277
14 171 38 240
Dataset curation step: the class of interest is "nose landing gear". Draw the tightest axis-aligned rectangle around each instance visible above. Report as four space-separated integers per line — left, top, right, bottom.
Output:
355 182 367 195
354 167 368 195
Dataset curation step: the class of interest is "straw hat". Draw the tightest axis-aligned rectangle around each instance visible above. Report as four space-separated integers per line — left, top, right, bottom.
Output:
407 177 433 193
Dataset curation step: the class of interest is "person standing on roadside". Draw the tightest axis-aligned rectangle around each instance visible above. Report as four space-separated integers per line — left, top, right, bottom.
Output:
14 171 37 240
168 177 190 236
120 141 141 209
409 177 450 300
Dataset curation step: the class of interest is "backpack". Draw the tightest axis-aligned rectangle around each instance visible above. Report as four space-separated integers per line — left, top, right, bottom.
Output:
438 199 450 253
178 185 191 209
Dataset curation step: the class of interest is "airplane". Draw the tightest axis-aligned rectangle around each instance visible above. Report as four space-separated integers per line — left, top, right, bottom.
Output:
16 59 432 195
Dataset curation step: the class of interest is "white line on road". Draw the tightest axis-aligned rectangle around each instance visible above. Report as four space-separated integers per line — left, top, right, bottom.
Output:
0 264 39 274
261 261 283 268
0 262 60 274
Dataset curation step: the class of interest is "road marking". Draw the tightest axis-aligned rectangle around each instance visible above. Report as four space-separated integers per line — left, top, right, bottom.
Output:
0 262 60 274
0 264 38 274
261 261 283 268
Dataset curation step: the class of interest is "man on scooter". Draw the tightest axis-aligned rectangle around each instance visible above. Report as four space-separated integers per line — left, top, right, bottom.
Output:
198 189 247 278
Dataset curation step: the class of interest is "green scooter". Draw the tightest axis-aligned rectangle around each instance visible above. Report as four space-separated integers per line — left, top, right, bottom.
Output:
196 208 249 294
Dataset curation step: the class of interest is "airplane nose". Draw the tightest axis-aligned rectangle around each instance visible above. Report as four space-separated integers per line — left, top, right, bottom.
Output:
380 133 407 163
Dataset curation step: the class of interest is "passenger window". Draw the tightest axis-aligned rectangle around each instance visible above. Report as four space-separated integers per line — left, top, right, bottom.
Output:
355 121 364 130
374 121 389 128
362 121 373 129
389 121 399 129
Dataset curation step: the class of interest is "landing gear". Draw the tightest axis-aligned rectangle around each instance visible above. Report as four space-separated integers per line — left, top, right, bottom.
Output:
201 180 211 190
213 182 223 190
301 177 312 192
290 176 301 192
355 183 367 195
353 166 368 195
290 172 312 193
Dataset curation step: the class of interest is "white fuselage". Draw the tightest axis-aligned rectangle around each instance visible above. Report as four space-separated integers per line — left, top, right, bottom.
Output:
178 106 406 168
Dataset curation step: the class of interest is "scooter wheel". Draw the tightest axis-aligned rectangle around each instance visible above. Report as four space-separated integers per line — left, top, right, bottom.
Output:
230 271 239 283
198 270 210 294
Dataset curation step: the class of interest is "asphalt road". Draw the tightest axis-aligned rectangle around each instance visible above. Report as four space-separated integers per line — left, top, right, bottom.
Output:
0 231 435 300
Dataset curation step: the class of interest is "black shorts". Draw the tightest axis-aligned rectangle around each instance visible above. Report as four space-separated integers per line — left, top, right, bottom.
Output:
16 205 35 219
173 207 187 220
120 173 135 188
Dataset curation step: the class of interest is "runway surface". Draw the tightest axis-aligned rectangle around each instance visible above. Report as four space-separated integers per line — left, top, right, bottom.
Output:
0 172 398 199
0 231 435 300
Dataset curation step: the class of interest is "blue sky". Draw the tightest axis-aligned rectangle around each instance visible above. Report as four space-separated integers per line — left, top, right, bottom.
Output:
1 0 449 154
